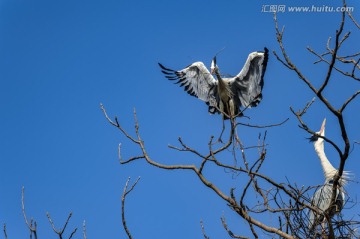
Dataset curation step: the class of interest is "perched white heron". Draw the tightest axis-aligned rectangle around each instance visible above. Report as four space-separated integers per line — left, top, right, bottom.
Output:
159 48 268 119
308 118 349 230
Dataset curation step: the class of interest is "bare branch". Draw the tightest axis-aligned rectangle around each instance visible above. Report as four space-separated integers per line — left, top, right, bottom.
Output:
272 50 293 70
106 105 303 238
307 46 360 81
200 220 210 239
297 97 316 117
318 10 345 94
235 118 289 129
347 10 360 29
122 177 141 239
221 215 250 239
47 212 77 239
3 224 7 239
273 14 318 95
247 221 259 239
100 103 140 144
274 13 342 116
351 58 360 77
21 187 37 239
339 31 350 47
340 90 360 112
68 228 78 239
83 220 87 239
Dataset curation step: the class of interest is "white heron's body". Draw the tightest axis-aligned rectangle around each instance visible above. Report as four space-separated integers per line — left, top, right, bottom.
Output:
308 119 349 230
159 48 268 119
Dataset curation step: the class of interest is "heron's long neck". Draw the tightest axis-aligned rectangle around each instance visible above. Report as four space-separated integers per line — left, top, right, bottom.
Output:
214 67 224 84
314 141 336 181
214 67 230 96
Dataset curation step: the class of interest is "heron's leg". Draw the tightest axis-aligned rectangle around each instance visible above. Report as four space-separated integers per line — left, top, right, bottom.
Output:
231 116 240 145
217 116 226 143
227 99 241 145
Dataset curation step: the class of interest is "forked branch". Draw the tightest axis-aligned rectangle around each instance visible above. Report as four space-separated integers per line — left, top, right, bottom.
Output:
21 187 38 239
122 177 141 239
47 212 77 239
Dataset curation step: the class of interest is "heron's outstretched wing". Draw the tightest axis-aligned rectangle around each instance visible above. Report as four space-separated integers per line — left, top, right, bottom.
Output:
159 62 218 113
229 48 268 108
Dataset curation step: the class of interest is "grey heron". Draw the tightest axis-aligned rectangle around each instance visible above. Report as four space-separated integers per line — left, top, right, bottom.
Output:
308 118 349 231
158 48 268 120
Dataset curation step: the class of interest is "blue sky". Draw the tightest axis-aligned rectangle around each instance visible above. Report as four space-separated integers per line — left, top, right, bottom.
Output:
1 0 359 238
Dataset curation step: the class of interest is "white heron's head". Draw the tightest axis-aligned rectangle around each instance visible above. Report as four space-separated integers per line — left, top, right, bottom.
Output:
310 118 351 186
309 118 326 143
210 56 217 74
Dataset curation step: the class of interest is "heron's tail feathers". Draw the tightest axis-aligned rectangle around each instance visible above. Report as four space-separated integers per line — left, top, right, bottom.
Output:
340 170 352 186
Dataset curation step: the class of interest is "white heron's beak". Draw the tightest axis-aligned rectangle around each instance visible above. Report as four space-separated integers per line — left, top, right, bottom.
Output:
210 57 216 75
319 118 326 134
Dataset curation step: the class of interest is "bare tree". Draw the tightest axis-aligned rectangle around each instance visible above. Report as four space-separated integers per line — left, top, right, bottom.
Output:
270 3 360 236
2 187 81 239
103 1 360 238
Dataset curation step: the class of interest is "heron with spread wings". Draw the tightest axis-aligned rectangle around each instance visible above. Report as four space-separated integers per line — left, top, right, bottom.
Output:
159 48 268 120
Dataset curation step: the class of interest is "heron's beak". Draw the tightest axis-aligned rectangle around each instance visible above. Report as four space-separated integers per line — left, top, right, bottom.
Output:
210 57 216 75
319 118 326 134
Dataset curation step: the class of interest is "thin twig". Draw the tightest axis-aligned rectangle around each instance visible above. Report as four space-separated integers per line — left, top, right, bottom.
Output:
221 215 251 239
347 11 360 29
200 220 210 239
307 46 360 81
318 10 345 94
83 220 87 239
340 91 360 112
235 118 289 129
3 224 8 239
21 187 37 239
122 177 141 239
68 228 78 239
47 212 76 239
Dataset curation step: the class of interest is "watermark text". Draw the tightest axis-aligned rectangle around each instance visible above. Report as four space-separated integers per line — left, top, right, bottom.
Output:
261 5 355 13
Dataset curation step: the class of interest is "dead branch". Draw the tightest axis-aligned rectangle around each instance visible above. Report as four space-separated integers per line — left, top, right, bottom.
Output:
200 220 210 239
297 97 316 117
273 13 339 117
347 11 360 29
83 220 87 239
307 46 360 81
122 177 140 239
102 103 302 239
3 224 7 239
46 212 77 239
235 117 289 129
318 10 345 95
221 215 251 239
21 187 37 239
340 90 360 113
